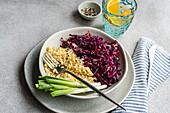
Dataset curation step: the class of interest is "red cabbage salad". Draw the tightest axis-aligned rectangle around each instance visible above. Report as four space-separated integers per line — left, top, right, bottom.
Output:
60 31 122 86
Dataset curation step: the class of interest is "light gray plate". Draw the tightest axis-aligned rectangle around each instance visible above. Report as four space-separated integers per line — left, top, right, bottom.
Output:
24 38 135 113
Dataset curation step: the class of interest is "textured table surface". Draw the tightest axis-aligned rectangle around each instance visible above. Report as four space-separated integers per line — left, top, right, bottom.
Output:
0 0 169 113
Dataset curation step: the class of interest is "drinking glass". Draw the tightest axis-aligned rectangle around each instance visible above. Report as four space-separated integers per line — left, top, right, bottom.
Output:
102 0 137 37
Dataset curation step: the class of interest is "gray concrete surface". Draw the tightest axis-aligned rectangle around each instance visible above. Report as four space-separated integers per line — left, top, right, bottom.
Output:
0 0 169 113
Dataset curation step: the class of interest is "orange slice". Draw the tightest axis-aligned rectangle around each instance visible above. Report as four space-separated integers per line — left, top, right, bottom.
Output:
106 0 120 15
120 9 131 16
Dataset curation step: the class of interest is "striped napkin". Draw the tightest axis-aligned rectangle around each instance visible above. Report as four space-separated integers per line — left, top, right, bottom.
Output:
112 37 170 113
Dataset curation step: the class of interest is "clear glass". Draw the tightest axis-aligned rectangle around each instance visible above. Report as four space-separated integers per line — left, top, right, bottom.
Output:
102 0 137 37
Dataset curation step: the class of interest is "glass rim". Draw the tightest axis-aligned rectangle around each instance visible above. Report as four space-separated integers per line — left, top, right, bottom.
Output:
102 0 138 18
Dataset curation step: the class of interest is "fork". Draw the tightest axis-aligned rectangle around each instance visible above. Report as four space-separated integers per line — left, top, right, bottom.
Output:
43 53 126 111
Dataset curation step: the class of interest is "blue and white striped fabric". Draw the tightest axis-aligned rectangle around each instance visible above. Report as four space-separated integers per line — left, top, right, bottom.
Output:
112 37 170 113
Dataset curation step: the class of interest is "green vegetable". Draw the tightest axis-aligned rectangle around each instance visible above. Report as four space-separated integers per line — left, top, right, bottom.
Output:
45 78 86 88
39 76 75 82
50 89 76 97
38 80 47 85
69 85 107 94
50 84 73 90
37 80 52 90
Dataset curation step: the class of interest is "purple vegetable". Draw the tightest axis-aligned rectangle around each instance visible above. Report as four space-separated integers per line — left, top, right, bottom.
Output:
60 31 122 86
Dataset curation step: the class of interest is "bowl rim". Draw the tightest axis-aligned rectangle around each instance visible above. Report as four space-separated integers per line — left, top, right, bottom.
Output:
39 27 128 99
78 1 102 18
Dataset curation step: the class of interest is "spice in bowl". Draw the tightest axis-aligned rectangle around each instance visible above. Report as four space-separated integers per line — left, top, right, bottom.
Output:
81 8 97 16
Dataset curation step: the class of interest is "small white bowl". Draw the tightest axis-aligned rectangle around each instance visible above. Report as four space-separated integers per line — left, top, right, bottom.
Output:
78 1 101 20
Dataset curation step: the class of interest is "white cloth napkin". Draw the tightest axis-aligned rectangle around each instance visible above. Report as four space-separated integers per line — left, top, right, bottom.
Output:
112 37 170 113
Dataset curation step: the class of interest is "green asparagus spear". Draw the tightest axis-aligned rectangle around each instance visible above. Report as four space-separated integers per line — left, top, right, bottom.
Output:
45 78 87 88
39 76 75 82
38 80 47 85
50 89 76 97
50 84 72 90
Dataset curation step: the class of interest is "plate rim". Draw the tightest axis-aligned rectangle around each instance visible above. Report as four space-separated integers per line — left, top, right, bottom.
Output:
38 27 128 99
24 37 135 113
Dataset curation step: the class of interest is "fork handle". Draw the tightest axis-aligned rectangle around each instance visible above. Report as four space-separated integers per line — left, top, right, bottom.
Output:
66 71 126 111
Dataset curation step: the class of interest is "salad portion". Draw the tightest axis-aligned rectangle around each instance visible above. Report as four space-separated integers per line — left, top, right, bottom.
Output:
61 31 122 86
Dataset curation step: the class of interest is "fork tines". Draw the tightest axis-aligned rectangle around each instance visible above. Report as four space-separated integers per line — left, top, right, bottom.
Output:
43 53 59 74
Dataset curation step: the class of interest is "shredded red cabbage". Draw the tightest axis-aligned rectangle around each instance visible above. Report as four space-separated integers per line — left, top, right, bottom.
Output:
60 31 122 86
